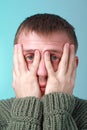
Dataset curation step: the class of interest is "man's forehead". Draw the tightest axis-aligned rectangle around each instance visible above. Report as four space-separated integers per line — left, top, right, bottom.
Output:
22 40 64 54
19 31 70 45
21 40 65 45
22 40 65 47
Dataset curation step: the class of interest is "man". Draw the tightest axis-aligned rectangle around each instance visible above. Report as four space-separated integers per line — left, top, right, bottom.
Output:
0 13 87 130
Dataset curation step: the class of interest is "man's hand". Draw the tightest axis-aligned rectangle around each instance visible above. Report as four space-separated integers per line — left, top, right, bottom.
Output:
44 43 77 95
12 44 41 98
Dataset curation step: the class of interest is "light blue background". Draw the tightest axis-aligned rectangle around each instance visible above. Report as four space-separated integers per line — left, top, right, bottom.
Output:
0 0 87 99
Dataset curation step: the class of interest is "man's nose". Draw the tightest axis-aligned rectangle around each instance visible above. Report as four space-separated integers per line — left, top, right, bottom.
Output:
37 58 47 76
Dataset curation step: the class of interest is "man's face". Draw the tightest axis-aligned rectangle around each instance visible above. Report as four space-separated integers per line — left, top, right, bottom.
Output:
18 31 71 93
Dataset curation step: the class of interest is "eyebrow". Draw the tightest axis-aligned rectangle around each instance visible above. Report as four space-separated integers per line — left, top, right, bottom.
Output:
23 49 36 53
23 49 62 54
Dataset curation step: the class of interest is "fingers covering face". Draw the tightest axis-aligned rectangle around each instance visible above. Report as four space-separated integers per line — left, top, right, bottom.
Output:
13 44 27 75
31 50 40 73
58 43 70 75
68 44 75 76
44 51 54 75
58 43 76 76
44 43 76 77
13 43 76 78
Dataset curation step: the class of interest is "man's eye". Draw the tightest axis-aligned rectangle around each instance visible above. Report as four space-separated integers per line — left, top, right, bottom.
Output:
25 54 34 61
50 55 59 61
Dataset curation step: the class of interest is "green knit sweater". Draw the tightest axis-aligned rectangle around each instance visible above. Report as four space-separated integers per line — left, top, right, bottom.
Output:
0 93 87 130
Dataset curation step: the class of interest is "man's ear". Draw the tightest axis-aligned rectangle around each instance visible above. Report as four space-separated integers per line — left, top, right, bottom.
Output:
75 56 79 68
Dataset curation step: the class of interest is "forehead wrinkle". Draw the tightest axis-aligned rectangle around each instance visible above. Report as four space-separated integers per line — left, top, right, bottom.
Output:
23 49 62 54
30 40 60 42
21 39 65 45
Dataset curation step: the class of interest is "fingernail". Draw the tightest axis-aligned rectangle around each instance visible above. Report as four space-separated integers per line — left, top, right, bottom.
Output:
14 44 18 50
45 51 49 56
35 50 39 54
70 44 74 48
17 44 21 48
65 43 69 47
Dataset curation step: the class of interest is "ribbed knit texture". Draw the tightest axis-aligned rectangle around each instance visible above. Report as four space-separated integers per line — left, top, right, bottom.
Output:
41 93 87 130
0 93 87 130
0 97 42 130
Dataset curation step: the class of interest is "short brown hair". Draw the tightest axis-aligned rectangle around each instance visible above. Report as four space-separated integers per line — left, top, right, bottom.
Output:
14 13 78 53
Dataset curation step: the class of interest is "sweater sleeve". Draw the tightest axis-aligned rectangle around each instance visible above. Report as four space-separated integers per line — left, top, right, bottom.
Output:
42 92 78 130
2 97 42 130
